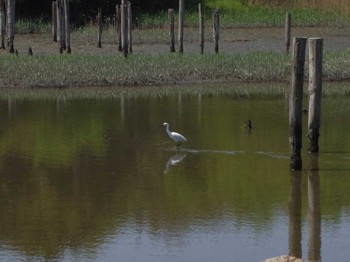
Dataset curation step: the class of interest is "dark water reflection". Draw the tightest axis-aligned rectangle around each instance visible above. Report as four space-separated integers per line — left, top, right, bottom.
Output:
0 86 350 261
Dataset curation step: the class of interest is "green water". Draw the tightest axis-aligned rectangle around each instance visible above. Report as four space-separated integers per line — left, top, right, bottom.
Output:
0 85 350 261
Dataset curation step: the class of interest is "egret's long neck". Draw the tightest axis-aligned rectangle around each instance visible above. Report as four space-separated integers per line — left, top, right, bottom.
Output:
165 124 172 138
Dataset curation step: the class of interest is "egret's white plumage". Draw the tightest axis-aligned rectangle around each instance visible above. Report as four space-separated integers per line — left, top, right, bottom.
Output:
162 122 187 146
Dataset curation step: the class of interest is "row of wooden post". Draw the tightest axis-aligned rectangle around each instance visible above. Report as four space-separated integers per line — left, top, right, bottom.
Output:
168 4 220 54
58 3 291 56
52 0 71 53
289 37 323 171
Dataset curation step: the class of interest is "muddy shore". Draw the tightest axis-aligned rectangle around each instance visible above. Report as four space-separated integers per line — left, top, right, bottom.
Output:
3 26 350 56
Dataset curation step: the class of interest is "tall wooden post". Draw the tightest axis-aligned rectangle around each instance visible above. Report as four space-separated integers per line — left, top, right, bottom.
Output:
7 0 15 53
308 38 323 153
289 37 307 171
52 1 57 42
64 0 71 53
116 5 122 52
121 0 128 57
0 0 5 49
97 8 102 48
56 0 61 46
178 0 184 54
199 3 204 55
285 12 291 53
127 1 132 53
57 0 65 53
213 9 219 54
168 8 175 53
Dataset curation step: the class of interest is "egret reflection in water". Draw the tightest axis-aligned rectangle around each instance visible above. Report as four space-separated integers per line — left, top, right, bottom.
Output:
164 152 187 174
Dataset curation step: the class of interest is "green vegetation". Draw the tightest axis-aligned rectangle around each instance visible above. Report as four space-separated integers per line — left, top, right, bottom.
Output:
16 18 51 34
14 5 350 34
2 50 350 89
0 52 288 87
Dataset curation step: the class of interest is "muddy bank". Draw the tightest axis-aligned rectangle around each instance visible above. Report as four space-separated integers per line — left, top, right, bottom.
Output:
2 26 350 56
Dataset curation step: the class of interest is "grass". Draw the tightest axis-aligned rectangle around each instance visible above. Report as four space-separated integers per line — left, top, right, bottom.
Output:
0 52 291 88
134 7 350 28
16 18 51 34
1 50 350 89
13 6 350 34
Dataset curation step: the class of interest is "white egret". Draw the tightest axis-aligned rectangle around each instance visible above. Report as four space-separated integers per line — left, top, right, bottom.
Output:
162 122 187 147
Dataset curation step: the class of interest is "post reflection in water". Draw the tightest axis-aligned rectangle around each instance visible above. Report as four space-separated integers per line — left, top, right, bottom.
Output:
308 155 321 262
288 155 321 261
289 171 302 259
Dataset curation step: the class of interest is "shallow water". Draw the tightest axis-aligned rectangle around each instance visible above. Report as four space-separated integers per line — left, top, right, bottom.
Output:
0 86 350 261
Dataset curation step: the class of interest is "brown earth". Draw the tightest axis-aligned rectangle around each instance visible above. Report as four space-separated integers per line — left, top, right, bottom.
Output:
2 26 350 56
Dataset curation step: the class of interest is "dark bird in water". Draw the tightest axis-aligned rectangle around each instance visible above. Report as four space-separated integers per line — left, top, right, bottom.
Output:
28 47 33 56
245 120 253 129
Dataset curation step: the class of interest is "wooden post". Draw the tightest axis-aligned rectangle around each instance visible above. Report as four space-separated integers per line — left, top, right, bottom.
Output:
168 8 175 53
307 38 323 153
127 1 132 53
52 1 57 42
121 0 128 57
285 12 291 53
56 0 61 46
7 0 15 53
116 5 122 51
213 9 219 54
0 0 5 49
178 0 184 54
199 3 204 55
97 8 102 48
289 37 307 171
64 0 71 53
57 0 65 53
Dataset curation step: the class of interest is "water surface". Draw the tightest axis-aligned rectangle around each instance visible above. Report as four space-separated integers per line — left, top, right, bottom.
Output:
0 85 350 261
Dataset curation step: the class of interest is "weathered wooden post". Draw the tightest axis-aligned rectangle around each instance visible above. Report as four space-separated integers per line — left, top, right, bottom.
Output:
199 3 204 54
7 0 15 53
213 9 219 54
121 0 128 57
116 5 122 52
168 8 175 53
127 1 132 53
285 12 291 53
64 0 71 53
56 0 61 46
52 1 57 42
178 0 184 54
0 0 5 49
289 37 307 171
308 38 323 153
57 0 65 53
97 8 102 48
